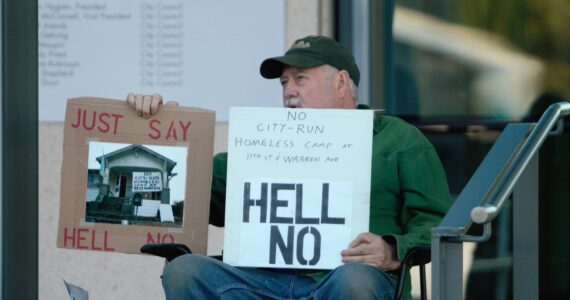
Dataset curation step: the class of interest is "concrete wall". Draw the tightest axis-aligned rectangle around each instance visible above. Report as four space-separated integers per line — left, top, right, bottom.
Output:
285 0 334 46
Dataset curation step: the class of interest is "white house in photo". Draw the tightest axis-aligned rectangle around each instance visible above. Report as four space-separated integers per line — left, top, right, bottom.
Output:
86 144 178 223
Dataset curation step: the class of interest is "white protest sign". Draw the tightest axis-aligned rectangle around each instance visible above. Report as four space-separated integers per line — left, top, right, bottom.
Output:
132 172 162 192
224 107 373 269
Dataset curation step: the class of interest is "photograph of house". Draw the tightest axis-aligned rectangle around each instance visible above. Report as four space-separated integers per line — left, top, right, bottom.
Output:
85 142 187 227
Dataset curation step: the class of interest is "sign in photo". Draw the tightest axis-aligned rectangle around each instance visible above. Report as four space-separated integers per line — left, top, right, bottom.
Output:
132 172 163 192
224 108 373 269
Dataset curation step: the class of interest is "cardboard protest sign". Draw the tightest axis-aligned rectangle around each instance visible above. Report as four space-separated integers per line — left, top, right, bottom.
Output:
224 107 373 269
57 97 215 254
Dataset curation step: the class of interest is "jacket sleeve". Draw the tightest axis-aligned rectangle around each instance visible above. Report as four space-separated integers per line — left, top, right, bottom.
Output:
386 145 452 260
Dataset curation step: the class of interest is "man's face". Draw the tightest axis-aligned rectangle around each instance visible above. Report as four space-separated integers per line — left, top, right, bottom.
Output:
279 65 343 109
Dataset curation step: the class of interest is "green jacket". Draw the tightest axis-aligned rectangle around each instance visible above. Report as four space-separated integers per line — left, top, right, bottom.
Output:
209 114 452 300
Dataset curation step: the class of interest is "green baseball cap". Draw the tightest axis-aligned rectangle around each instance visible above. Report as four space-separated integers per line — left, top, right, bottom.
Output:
260 35 360 86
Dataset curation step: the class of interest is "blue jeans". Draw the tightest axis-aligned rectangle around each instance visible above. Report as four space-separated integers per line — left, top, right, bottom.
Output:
162 254 396 299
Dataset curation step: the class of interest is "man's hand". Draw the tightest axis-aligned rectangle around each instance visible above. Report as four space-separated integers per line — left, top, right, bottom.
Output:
341 232 401 271
126 93 180 118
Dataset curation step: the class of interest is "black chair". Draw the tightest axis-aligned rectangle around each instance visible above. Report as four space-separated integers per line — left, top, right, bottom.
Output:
140 243 194 263
141 243 431 300
394 245 431 300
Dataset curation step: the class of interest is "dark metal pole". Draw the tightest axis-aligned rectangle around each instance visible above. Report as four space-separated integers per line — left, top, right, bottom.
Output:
369 0 394 111
2 0 38 299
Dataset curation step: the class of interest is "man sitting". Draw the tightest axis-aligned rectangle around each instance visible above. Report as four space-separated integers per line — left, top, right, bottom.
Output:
128 35 452 300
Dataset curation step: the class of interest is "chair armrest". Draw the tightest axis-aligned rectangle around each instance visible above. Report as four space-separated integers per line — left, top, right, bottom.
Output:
394 245 431 300
402 245 431 267
140 243 192 262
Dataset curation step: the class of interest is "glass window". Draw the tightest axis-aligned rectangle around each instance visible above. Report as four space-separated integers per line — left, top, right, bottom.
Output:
393 0 569 120
391 2 570 299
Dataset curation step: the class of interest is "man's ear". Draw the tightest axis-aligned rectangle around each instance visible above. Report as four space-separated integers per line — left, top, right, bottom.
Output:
336 70 351 97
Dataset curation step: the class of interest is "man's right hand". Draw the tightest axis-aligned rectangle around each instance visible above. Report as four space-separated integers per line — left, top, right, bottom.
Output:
126 93 179 118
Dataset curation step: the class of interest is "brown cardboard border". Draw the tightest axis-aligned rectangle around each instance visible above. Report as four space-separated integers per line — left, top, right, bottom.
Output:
56 97 214 254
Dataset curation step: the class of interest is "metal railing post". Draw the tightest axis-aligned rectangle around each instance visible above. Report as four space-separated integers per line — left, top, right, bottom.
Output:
432 229 463 300
512 153 539 299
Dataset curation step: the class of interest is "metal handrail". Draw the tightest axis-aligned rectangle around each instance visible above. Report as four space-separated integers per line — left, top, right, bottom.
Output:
470 102 570 224
432 102 569 300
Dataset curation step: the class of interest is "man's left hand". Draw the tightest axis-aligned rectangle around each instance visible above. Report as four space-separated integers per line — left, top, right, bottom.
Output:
341 232 401 271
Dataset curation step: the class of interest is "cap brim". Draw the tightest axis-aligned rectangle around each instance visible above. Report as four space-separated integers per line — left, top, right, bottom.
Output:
260 54 326 79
